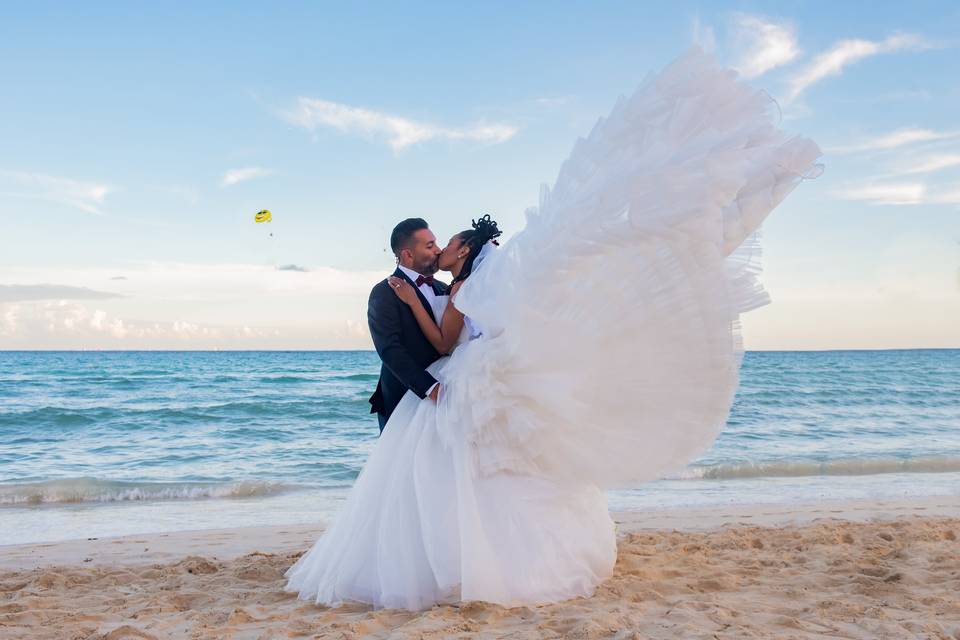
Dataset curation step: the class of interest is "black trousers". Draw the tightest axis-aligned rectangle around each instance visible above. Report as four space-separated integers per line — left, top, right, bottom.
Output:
378 412 388 433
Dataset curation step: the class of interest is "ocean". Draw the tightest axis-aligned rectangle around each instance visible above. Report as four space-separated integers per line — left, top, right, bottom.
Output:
2 350 958 546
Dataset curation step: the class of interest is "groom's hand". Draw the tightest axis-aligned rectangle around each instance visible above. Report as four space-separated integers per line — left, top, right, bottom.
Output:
428 384 440 402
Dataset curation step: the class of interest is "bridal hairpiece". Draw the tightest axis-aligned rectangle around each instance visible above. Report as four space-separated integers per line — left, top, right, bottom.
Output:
472 214 503 245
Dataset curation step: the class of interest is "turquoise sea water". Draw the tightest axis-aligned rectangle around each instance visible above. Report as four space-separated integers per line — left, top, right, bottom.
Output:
1 350 959 545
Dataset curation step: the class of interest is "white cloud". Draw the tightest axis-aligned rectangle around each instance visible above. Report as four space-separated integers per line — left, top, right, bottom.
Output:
833 181 960 205
280 97 518 152
828 127 960 154
0 171 112 214
897 153 960 175
692 14 716 53
834 183 927 205
0 284 124 303
533 96 572 108
787 33 931 101
335 318 371 342
0 297 365 348
0 262 387 349
221 167 274 186
0 300 274 342
0 305 17 336
730 14 801 79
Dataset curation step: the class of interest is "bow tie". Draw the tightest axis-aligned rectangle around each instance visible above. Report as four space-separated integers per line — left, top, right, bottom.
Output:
415 275 435 287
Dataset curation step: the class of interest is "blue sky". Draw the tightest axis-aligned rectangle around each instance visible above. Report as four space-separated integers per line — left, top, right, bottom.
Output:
1 1 958 349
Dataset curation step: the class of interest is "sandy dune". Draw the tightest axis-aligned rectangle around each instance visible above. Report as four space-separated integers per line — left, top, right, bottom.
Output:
2 501 959 639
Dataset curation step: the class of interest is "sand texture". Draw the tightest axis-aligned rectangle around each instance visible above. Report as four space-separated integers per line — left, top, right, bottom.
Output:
2 505 960 638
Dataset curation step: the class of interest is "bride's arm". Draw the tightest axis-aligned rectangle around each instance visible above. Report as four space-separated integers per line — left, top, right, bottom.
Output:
388 277 465 354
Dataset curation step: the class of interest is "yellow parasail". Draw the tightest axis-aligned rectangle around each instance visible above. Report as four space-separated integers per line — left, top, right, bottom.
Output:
254 209 272 223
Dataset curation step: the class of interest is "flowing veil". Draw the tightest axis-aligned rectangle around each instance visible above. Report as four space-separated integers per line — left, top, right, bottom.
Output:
437 48 821 488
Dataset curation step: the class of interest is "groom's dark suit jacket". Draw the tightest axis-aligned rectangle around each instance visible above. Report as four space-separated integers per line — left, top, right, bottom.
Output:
368 267 448 432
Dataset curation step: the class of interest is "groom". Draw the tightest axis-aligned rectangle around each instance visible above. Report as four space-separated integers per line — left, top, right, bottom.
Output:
368 218 448 432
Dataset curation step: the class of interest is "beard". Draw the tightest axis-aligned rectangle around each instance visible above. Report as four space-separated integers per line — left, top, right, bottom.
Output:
417 256 440 275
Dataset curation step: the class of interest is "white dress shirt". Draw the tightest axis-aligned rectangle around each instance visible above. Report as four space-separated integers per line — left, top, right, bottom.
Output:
398 265 437 305
397 265 440 398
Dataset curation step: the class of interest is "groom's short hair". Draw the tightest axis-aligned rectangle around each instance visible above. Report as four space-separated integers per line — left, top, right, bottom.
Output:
390 218 429 256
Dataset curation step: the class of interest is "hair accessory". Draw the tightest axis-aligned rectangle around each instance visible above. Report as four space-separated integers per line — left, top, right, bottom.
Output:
471 214 503 244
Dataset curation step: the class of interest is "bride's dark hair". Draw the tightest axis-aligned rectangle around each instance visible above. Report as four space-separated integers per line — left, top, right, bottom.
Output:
452 214 502 284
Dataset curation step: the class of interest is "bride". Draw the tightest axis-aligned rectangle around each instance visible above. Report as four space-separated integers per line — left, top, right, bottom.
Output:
284 48 821 610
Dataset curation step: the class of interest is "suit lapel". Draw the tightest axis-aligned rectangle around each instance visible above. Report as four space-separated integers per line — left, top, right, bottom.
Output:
393 267 437 323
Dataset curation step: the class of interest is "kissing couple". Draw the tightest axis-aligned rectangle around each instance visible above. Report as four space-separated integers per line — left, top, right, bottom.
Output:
285 49 821 610
368 215 502 431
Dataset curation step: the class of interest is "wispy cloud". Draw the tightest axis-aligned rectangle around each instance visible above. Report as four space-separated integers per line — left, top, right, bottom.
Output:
0 171 112 214
827 127 960 154
691 14 716 52
0 284 124 303
221 167 274 187
787 33 931 101
896 154 960 175
730 14 802 79
280 97 518 152
834 183 927 205
834 181 960 205
533 96 573 108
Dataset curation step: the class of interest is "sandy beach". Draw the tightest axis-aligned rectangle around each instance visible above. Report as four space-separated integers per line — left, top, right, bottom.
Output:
2 497 959 639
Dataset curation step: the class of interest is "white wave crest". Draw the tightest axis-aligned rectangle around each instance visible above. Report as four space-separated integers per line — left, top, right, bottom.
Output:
0 477 291 506
677 456 960 480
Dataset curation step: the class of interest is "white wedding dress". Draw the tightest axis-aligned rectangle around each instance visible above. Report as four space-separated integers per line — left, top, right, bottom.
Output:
285 301 617 609
285 48 821 610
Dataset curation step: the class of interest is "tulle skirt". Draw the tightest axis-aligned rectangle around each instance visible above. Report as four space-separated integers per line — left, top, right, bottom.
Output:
284 358 617 610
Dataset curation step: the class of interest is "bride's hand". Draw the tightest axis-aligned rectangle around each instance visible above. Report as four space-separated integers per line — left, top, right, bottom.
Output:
387 277 418 306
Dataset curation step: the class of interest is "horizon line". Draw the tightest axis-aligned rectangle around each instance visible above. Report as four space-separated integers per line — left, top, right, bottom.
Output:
1 347 958 354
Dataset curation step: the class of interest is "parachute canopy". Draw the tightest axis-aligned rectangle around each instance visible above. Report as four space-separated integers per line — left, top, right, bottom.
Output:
254 209 272 223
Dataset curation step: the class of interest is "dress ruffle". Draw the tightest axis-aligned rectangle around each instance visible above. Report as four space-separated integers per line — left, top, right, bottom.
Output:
443 48 820 488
